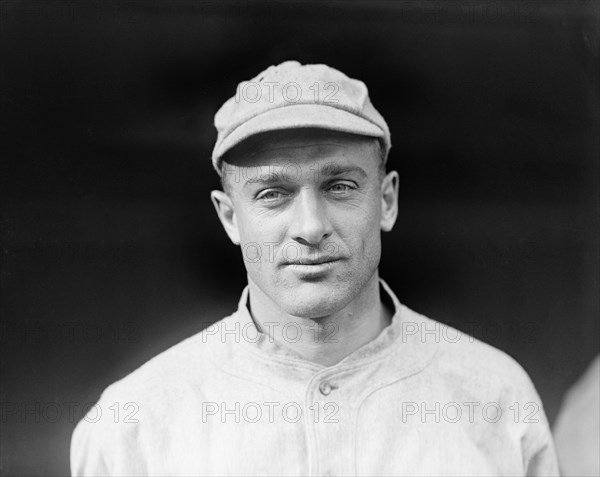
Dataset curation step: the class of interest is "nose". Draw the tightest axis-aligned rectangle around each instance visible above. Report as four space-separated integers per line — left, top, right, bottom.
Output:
289 189 333 246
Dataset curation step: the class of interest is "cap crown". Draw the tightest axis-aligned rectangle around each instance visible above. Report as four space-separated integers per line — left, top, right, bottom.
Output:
212 61 391 173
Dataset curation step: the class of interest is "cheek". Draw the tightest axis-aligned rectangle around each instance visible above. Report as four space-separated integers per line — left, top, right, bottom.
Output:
237 207 280 241
336 197 381 240
236 215 287 269
342 209 382 265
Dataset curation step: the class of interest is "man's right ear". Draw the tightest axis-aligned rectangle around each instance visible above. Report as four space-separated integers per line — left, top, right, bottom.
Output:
210 190 241 245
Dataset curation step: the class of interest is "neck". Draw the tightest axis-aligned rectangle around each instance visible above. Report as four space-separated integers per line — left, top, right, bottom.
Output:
247 274 392 367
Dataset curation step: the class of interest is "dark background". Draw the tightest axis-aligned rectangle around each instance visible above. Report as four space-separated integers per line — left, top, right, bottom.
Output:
1 1 598 475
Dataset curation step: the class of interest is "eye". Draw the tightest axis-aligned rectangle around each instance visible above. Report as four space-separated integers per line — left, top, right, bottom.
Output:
256 189 288 202
327 182 356 194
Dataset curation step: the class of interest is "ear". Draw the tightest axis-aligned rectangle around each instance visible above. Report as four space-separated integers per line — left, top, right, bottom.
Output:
380 170 399 232
210 190 241 245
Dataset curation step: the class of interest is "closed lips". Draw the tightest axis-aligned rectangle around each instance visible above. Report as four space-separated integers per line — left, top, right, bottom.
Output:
285 258 341 265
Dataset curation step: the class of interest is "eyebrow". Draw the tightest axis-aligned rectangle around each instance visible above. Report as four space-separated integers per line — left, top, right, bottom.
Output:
243 170 290 187
318 164 368 179
242 164 368 188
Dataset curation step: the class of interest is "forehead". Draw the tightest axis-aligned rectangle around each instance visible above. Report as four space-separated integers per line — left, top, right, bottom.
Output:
222 128 380 171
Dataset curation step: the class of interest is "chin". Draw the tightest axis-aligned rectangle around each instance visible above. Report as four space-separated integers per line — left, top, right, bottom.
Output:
279 283 350 318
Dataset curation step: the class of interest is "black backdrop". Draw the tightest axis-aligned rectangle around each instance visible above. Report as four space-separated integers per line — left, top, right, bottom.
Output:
1 1 599 475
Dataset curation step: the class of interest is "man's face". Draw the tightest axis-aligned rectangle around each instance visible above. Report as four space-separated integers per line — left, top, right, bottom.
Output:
213 129 398 319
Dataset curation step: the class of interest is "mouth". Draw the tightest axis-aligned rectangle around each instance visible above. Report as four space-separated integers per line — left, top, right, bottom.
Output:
284 257 341 266
282 257 343 279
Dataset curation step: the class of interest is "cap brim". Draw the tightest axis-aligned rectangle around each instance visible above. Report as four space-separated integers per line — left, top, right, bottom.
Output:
212 103 385 173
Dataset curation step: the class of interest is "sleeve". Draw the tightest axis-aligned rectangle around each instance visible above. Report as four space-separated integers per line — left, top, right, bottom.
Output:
517 370 560 477
70 388 146 476
70 413 111 476
523 428 560 477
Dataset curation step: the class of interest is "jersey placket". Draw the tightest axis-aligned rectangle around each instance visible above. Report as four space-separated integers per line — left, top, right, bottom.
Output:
304 369 357 476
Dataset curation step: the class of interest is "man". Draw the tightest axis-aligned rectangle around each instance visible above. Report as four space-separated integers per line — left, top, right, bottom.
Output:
71 61 559 476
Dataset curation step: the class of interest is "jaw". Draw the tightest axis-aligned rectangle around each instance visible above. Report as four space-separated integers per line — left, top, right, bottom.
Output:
247 263 380 320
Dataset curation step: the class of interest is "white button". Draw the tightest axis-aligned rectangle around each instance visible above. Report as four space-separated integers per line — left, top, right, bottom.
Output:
319 381 333 396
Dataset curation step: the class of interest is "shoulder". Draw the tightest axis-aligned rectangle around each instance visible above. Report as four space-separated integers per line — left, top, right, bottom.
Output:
70 312 240 474
398 305 558 470
105 312 241 402
400 305 539 399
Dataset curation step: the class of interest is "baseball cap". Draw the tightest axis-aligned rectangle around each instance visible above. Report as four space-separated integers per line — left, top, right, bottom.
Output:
211 60 391 174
